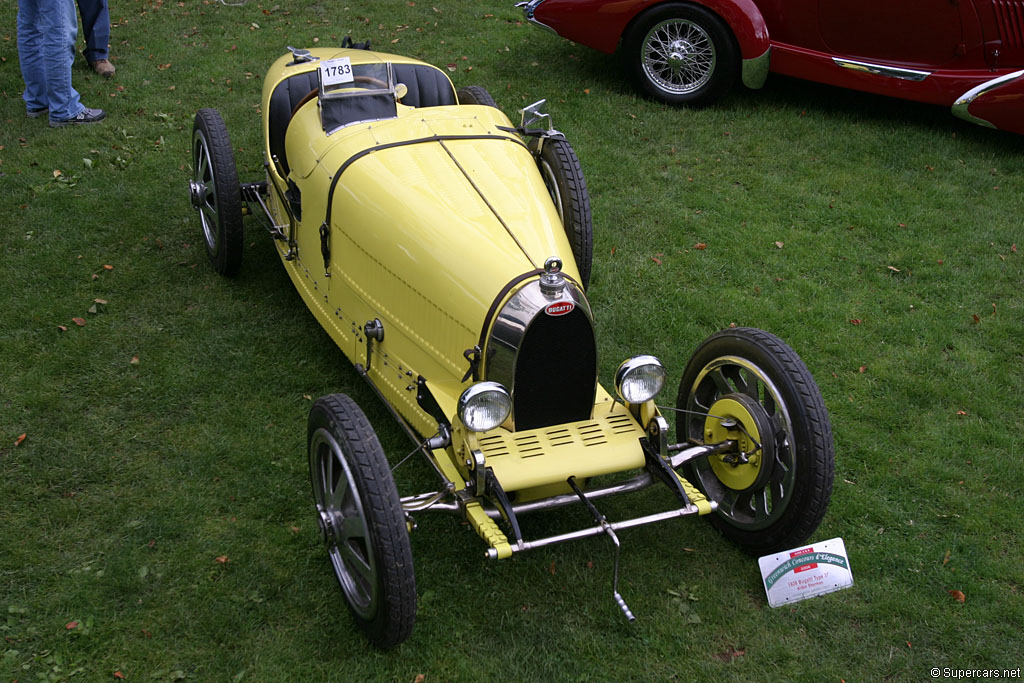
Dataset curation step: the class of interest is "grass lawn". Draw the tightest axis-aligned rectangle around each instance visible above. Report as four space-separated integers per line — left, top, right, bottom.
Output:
2 1 1022 680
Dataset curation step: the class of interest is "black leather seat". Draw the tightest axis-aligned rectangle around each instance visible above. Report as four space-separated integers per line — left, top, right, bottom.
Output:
267 70 319 177
268 64 456 176
393 64 457 108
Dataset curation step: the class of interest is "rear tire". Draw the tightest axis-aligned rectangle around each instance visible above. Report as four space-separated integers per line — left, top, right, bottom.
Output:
308 394 416 648
676 328 834 553
536 138 593 290
457 85 499 108
190 108 243 276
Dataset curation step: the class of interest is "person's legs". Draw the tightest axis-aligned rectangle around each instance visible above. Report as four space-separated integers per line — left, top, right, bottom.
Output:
41 0 83 121
17 0 48 113
76 0 110 63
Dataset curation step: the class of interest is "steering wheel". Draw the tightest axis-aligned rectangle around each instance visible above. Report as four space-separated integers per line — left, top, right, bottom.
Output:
354 75 388 89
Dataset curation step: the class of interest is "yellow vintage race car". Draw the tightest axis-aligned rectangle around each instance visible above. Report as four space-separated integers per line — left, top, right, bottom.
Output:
188 43 834 648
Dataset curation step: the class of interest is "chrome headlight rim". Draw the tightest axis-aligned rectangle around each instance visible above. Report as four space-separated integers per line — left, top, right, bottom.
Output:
457 381 512 433
615 355 667 404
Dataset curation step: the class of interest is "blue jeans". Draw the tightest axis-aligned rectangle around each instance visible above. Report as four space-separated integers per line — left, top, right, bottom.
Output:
76 0 109 62
17 0 83 121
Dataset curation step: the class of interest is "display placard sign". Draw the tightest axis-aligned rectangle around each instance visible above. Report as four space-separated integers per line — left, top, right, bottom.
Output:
758 537 853 608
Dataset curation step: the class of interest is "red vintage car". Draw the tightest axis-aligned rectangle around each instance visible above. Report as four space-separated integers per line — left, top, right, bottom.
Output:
516 0 1024 134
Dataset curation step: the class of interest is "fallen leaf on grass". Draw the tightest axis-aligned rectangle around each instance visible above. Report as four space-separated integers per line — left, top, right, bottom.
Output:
215 555 229 564
693 242 707 250
774 241 784 249
972 314 980 324
94 298 108 305
887 265 901 272
15 433 27 447
103 264 114 271
66 621 79 629
414 676 425 683
72 317 86 327
849 319 862 325
129 355 140 365
114 671 126 679
713 647 746 662
548 561 556 575
956 410 967 416
651 254 662 265
942 550 951 566
1012 244 1018 253
948 589 966 603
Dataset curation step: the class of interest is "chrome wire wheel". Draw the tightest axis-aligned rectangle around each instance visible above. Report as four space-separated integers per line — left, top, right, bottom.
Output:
640 18 716 95
310 425 377 618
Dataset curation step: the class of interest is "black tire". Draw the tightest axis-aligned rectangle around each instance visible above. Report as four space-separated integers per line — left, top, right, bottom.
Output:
457 85 499 108
676 328 834 554
190 108 243 276
536 138 593 290
622 3 738 106
308 394 416 648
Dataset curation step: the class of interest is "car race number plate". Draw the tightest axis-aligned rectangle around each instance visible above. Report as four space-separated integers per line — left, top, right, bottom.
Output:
319 57 354 88
758 537 854 608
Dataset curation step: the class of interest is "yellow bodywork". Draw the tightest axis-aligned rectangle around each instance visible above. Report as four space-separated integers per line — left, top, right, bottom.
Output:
258 48 699 556
260 49 580 436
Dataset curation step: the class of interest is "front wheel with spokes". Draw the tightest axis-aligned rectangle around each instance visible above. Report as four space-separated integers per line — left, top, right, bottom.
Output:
308 394 416 648
676 328 834 553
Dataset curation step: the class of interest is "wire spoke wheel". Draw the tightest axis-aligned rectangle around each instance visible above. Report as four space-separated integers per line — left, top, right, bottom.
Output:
642 19 716 95
624 3 738 106
677 328 834 553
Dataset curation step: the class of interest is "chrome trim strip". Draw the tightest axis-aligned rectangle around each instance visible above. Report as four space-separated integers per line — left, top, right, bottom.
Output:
515 0 556 34
952 69 1024 129
832 57 930 82
741 46 771 89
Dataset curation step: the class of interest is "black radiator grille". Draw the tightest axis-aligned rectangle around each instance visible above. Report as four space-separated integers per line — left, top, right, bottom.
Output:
512 307 597 431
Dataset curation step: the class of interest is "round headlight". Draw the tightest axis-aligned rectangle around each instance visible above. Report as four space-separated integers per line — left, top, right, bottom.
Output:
615 355 666 404
458 382 512 433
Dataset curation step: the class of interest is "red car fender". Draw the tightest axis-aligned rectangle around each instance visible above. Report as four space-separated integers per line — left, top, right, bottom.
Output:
534 0 770 64
684 0 769 62
952 69 1024 136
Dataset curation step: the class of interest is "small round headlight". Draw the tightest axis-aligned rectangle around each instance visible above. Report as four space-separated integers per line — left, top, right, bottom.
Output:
458 382 512 433
615 355 666 404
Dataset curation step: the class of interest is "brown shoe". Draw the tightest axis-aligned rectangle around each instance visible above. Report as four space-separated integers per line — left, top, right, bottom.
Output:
89 59 116 78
